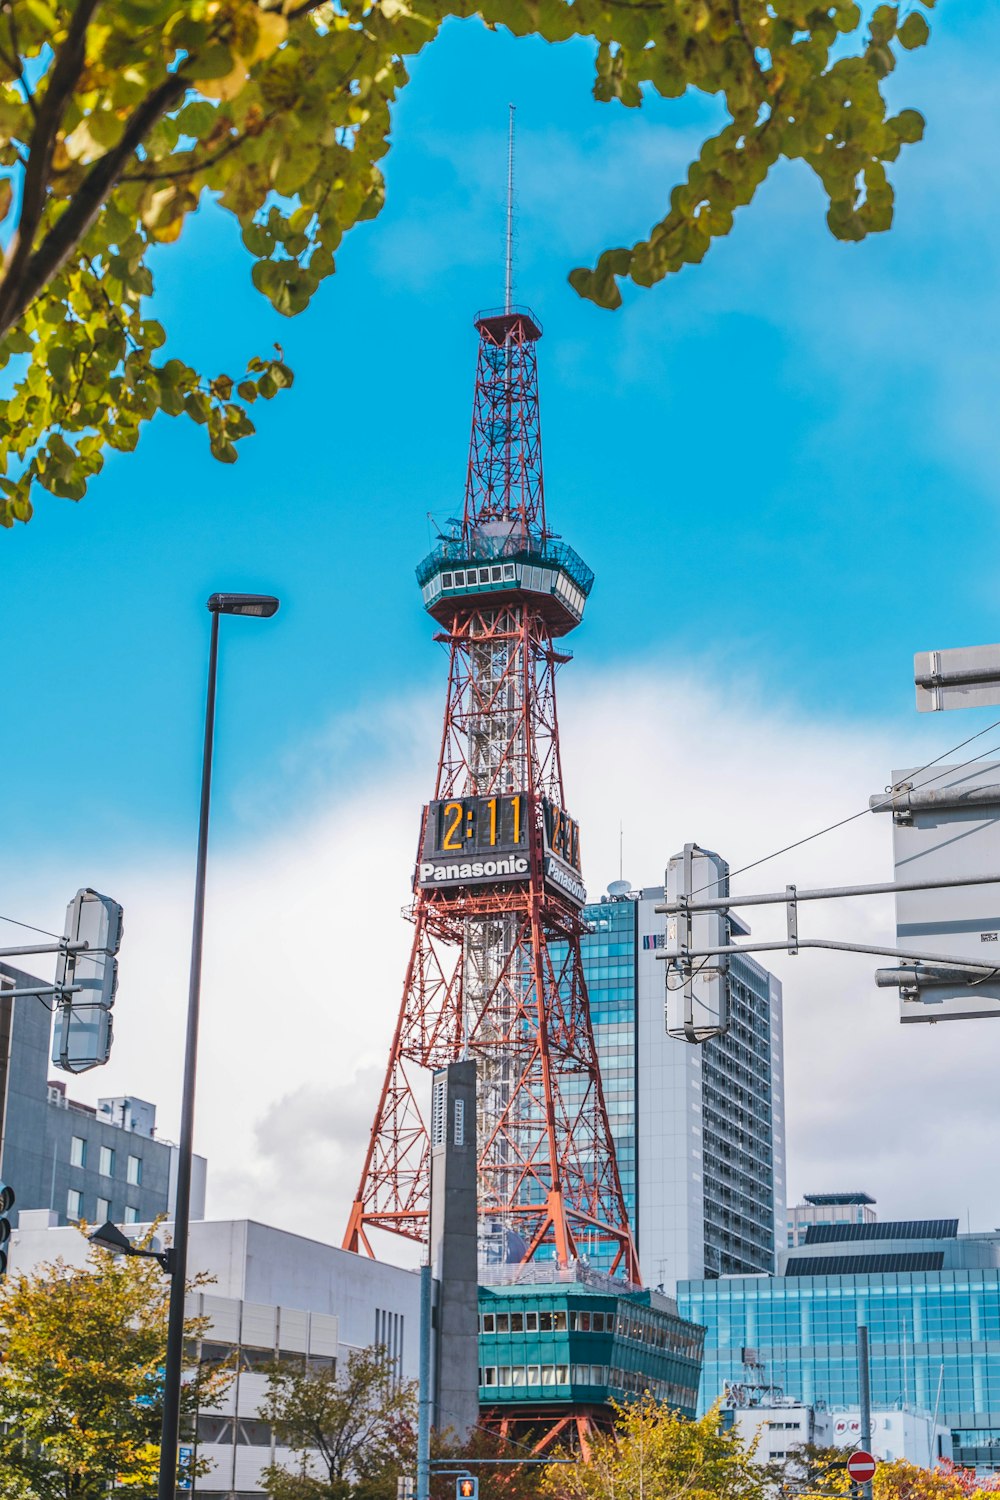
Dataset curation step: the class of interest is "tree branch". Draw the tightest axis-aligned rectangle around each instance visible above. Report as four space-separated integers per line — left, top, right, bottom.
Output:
0 69 186 339
0 0 101 322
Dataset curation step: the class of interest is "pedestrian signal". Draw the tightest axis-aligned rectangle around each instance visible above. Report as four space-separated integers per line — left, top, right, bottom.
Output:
456 1480 478 1500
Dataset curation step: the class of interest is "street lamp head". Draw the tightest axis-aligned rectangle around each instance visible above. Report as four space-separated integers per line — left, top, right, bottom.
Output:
207 593 280 618
89 1220 135 1255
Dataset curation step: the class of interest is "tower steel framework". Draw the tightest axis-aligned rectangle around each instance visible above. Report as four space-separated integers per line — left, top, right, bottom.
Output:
343 305 639 1286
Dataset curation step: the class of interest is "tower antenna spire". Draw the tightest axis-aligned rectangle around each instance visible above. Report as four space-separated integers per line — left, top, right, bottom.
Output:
505 103 515 313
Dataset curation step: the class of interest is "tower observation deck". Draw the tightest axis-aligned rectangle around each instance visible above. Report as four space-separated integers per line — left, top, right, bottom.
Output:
343 301 638 1288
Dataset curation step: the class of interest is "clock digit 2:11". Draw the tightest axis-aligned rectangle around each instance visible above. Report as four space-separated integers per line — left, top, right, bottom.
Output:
434 794 525 856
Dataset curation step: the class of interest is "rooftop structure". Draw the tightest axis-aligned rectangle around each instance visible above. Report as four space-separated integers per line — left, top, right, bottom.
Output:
788 1190 877 1248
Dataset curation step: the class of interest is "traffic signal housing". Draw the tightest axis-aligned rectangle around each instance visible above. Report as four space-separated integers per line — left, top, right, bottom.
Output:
52 888 123 1074
456 1479 478 1500
0 1181 14 1277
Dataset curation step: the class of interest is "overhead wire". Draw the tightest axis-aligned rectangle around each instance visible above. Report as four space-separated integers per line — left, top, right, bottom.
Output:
687 713 1000 899
0 911 62 940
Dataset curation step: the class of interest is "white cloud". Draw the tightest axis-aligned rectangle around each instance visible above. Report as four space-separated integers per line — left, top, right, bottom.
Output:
5 659 999 1261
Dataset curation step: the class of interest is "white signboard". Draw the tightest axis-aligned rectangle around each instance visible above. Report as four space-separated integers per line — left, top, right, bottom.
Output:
888 762 1000 1023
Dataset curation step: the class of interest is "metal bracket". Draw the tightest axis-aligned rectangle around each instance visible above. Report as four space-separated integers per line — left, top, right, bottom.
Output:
890 779 914 826
785 884 798 955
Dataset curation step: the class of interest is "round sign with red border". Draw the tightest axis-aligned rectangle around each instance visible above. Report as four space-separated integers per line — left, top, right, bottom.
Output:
846 1451 877 1482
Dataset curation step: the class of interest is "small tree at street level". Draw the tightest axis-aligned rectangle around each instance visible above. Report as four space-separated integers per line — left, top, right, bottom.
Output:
540 1395 772 1500
0 1226 233 1500
0 0 934 525
258 1343 416 1500
772 1445 1000 1500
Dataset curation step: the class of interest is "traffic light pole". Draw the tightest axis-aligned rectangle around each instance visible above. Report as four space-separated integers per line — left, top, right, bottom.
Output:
858 1326 873 1500
157 607 219 1500
417 1262 432 1500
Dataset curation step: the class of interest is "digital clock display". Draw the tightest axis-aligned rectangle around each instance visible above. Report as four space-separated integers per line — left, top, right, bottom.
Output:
428 794 527 859
542 798 581 873
417 794 530 891
415 793 586 906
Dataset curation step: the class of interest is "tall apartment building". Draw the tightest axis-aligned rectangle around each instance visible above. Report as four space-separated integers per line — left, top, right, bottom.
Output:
787 1191 877 1248
558 878 785 1289
0 962 205 1226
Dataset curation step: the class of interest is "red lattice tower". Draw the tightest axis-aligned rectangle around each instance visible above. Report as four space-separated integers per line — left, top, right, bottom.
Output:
343 306 638 1282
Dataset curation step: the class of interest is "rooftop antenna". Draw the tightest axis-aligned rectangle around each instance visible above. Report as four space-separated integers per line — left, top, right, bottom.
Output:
505 103 515 313
619 820 623 883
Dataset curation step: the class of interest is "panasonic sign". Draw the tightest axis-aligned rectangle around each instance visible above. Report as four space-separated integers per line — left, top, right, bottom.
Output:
418 855 530 888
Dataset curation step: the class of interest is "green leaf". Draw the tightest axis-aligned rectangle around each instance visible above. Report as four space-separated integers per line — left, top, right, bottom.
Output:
897 12 930 49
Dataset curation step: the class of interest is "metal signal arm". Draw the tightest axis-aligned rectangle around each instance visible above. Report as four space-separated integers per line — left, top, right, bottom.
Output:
657 870 1000 979
0 939 89 998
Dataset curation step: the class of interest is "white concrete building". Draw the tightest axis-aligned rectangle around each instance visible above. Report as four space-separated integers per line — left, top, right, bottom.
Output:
10 1213 421 1498
728 1401 952 1472
826 1406 953 1467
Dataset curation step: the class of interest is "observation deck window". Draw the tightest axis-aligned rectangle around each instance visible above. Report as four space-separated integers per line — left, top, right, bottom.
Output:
454 570 465 585
442 574 453 588
479 568 490 583
491 566 502 581
503 564 515 580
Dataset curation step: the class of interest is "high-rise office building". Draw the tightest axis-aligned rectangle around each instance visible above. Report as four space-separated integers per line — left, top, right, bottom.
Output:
556 879 785 1289
678 1216 1000 1472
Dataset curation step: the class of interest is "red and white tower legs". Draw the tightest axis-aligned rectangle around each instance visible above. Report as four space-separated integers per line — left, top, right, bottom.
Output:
343 307 638 1285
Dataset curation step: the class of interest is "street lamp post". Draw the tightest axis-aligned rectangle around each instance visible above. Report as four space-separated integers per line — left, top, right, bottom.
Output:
157 592 279 1500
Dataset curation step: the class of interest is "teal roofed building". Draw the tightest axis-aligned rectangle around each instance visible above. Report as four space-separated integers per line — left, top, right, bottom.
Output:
477 1270 705 1450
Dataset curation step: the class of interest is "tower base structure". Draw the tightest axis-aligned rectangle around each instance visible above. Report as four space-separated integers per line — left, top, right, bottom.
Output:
475 1270 706 1455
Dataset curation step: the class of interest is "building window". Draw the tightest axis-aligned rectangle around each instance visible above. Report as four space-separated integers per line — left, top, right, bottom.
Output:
127 1155 142 1186
67 1189 83 1220
481 1314 495 1334
96 1197 110 1222
70 1136 87 1168
99 1145 115 1177
124 1206 139 1224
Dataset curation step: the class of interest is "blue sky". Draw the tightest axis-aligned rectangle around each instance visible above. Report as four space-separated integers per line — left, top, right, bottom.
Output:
4 2 1000 1237
5 1 998 861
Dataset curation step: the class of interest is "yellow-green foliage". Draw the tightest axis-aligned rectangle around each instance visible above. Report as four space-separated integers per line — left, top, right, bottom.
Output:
0 1230 231 1500
541 1394 772 1500
0 0 933 523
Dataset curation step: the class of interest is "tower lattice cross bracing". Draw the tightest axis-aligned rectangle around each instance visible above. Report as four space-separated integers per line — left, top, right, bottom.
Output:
343 307 639 1284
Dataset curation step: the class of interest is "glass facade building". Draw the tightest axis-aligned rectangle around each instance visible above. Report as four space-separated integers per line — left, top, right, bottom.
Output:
679 1225 1000 1471
552 882 785 1289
